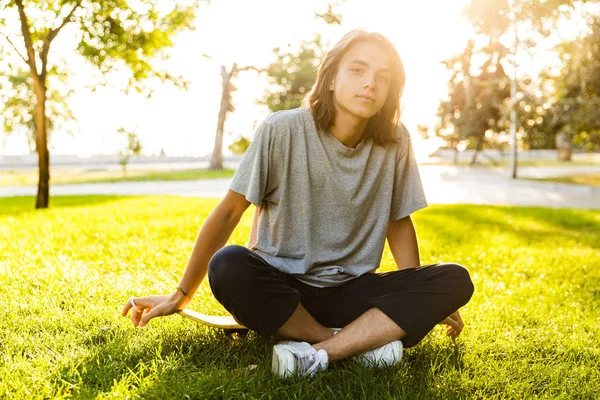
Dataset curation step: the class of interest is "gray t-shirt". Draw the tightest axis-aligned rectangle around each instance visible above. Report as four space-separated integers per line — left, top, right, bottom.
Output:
229 107 428 287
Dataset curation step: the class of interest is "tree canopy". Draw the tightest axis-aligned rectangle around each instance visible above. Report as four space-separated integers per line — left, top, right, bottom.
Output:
0 0 202 208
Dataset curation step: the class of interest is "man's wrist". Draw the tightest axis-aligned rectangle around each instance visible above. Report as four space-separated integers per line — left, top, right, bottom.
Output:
172 288 192 309
176 285 193 299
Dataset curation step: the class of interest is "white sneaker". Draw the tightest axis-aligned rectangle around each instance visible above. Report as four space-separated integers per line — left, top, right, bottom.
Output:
354 340 403 368
271 341 329 378
332 329 403 368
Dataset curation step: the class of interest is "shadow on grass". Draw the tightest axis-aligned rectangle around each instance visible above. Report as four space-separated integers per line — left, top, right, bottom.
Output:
51 325 271 398
52 322 470 399
0 195 146 217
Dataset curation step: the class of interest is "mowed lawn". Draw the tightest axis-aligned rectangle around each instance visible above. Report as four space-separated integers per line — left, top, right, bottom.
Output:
1 196 599 399
529 173 600 187
0 168 236 187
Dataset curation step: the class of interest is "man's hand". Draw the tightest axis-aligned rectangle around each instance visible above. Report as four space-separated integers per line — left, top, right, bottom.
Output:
438 310 464 340
121 292 188 328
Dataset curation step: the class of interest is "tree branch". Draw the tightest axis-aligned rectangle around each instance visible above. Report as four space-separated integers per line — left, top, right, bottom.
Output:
40 0 82 80
238 65 267 74
47 1 82 44
14 0 38 76
0 33 28 65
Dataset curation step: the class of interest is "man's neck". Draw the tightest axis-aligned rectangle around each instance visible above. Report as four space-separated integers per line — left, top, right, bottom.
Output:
330 110 369 149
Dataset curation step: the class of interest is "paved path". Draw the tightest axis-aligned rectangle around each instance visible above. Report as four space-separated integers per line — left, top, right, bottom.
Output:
1 166 598 209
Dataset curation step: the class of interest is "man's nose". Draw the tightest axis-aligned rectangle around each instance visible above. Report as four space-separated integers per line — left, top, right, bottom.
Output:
363 73 377 89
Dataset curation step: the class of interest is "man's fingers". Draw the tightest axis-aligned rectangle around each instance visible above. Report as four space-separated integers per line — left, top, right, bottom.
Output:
446 323 462 339
444 317 461 333
131 307 143 326
122 295 172 327
453 311 464 328
440 311 465 339
122 301 132 316
122 296 158 317
129 296 157 310
140 306 162 327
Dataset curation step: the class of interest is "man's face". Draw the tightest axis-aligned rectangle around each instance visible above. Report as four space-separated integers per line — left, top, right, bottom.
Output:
331 40 392 120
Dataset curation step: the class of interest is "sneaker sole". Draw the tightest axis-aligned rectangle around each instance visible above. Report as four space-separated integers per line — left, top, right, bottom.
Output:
272 344 295 378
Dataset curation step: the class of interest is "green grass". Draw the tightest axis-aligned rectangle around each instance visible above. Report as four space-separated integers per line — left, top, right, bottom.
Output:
1 196 599 399
527 173 600 187
0 168 236 187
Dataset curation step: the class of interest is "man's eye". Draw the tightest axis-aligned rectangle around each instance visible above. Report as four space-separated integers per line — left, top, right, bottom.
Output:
378 76 389 82
351 68 363 73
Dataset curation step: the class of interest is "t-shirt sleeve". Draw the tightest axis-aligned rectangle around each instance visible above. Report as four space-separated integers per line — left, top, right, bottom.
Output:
229 118 273 206
389 124 428 221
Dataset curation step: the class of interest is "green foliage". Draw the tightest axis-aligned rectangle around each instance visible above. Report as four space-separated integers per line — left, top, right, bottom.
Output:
262 35 325 113
0 65 76 152
0 197 599 397
260 2 342 113
228 135 251 154
463 0 586 37
0 0 201 149
2 0 200 91
512 79 555 150
513 11 600 151
436 39 511 150
545 15 600 152
438 0 600 152
315 3 343 25
117 126 142 175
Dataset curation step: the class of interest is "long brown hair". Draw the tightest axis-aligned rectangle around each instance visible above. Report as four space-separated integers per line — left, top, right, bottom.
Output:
303 29 406 146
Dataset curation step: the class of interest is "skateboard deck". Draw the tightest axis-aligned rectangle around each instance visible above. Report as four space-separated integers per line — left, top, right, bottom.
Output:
178 309 247 330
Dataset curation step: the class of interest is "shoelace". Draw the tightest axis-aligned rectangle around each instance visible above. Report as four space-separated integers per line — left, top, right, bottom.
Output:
294 349 324 376
303 352 323 376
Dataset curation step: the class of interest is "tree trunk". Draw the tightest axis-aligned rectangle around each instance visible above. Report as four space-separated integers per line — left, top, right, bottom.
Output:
453 142 459 164
210 65 234 170
15 0 81 209
33 81 50 209
555 130 572 161
470 134 484 165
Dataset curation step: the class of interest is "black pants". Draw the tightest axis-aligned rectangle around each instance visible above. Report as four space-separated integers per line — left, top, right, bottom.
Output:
208 245 474 348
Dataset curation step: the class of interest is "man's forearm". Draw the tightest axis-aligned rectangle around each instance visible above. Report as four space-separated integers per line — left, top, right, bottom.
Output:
176 208 241 307
387 216 420 270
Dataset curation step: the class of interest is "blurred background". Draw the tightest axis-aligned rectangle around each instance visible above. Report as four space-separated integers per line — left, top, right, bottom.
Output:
1 0 599 208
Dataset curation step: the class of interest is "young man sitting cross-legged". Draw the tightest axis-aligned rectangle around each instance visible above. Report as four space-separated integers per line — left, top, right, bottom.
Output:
122 28 474 378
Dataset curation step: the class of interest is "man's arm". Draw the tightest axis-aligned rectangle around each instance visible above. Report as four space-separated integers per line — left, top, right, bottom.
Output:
388 215 466 338
173 190 252 308
386 215 420 270
123 190 251 327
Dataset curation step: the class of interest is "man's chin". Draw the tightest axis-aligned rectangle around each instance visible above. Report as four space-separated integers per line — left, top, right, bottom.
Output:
336 102 380 120
352 108 379 120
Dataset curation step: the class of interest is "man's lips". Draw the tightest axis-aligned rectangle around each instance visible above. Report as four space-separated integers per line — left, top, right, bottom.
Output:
357 95 375 102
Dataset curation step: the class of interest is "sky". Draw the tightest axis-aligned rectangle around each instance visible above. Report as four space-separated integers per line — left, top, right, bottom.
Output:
1 0 583 160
